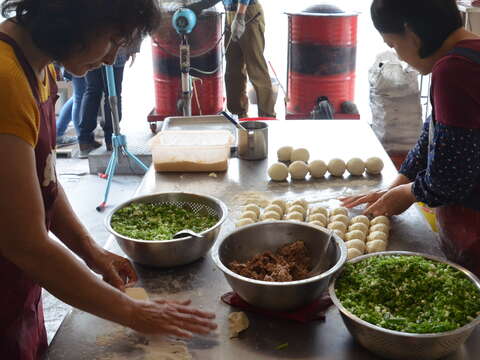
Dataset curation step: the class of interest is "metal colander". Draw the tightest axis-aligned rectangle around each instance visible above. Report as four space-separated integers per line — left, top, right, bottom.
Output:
105 192 228 267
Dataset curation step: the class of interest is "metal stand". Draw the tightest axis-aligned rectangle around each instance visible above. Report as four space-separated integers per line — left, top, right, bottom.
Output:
179 35 193 116
96 65 149 212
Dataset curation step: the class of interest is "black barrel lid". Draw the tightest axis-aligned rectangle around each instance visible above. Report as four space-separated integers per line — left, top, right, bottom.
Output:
303 4 344 14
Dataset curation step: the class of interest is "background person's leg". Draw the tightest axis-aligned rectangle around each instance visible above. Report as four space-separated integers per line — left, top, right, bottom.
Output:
71 76 86 136
55 97 76 146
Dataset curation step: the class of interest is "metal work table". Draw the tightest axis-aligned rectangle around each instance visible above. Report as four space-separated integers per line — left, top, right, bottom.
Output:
47 121 480 360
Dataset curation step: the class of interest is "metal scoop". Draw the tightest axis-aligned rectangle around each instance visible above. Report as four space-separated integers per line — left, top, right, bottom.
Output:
309 230 334 276
172 229 205 240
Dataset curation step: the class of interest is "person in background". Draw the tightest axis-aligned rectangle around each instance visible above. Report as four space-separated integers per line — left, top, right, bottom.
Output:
341 0 480 276
0 1 217 358
187 0 276 119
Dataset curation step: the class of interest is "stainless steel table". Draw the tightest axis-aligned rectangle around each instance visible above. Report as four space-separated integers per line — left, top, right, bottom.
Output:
46 121 480 360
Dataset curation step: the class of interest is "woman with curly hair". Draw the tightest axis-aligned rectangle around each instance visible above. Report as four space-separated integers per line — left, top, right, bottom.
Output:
0 1 216 358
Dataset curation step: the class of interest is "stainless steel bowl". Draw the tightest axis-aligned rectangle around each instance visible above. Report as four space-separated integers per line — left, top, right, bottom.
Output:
212 221 347 311
329 251 480 360
105 192 228 267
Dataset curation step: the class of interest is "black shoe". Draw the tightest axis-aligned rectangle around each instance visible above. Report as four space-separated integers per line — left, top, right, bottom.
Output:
106 141 113 152
78 140 102 159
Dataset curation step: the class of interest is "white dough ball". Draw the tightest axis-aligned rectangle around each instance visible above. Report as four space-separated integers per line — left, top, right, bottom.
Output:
290 199 308 209
333 229 345 240
331 207 349 217
288 161 309 180
366 239 387 253
262 211 282 221
330 214 349 226
345 230 366 242
367 231 388 243
328 158 346 177
328 221 347 233
351 215 370 226
345 239 366 253
236 218 254 228
277 146 293 162
346 157 366 176
310 206 328 217
271 199 287 213
291 148 310 163
308 160 328 178
264 204 283 216
268 162 289 181
308 220 325 228
244 204 261 217
347 248 363 260
370 223 389 234
348 222 369 234
289 204 306 215
371 216 390 226
365 157 384 175
240 210 258 221
286 211 304 221
308 213 327 225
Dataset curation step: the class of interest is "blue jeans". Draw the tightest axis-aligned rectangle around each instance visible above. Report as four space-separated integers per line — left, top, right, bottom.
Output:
56 76 86 137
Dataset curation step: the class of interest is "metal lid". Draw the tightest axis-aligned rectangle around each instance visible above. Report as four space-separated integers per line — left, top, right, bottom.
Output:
285 3 359 17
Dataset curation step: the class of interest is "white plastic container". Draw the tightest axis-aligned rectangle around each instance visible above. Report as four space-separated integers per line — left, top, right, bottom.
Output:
150 130 233 172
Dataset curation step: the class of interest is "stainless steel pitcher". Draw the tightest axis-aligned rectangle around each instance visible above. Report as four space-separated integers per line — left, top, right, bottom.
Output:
238 121 268 160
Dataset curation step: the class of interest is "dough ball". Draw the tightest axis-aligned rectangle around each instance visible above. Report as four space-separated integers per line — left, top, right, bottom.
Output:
350 215 370 226
327 158 346 177
333 229 345 240
331 207 349 217
366 239 387 253
244 204 261 217
346 157 366 176
268 162 289 182
365 157 384 175
308 213 327 225
291 148 310 163
345 230 366 241
289 204 306 215
288 161 309 180
310 206 329 217
236 218 255 228
330 214 349 226
308 160 328 178
228 312 249 338
367 231 388 243
261 210 282 221
240 210 258 221
308 220 325 228
347 248 363 260
286 211 304 221
264 204 283 216
348 222 369 235
371 215 390 226
327 221 347 233
370 223 389 234
271 199 287 213
277 146 293 162
345 239 366 253
290 199 308 209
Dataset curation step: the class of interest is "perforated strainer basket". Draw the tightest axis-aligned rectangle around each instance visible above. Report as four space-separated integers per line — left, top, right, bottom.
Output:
105 192 228 267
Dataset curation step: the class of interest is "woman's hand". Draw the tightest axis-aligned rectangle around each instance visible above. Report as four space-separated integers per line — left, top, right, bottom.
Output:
364 184 416 217
129 299 217 338
340 190 388 209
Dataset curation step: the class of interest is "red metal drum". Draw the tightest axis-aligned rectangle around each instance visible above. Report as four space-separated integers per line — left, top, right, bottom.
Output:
151 10 224 120
286 5 358 118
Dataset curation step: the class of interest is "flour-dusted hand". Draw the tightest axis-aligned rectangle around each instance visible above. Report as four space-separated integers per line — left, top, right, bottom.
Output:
340 190 388 209
364 184 416 217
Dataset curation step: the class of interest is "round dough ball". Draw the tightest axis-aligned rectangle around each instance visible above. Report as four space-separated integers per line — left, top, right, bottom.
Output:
244 204 260 217
328 158 346 177
350 215 370 226
370 223 389 234
308 220 325 228
345 239 366 253
264 204 283 216
308 160 328 178
240 210 258 221
367 231 388 243
347 248 363 260
291 148 310 163
290 199 308 209
277 146 293 162
289 204 306 215
366 239 387 253
289 161 309 180
327 221 347 233
330 214 349 226
331 207 349 217
365 157 384 175
262 210 282 221
348 222 369 235
236 218 254 228
346 157 366 176
286 211 304 221
345 230 366 242
308 213 327 225
271 199 287 213
310 206 329 217
333 229 345 240
371 215 390 227
268 162 289 181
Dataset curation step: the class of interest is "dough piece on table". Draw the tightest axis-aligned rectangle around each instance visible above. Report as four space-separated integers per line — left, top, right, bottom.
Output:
330 207 349 217
125 287 149 300
330 214 349 226
350 215 370 226
366 239 387 253
308 220 325 228
365 157 384 175
290 199 308 209
268 162 289 182
327 221 347 233
289 204 306 215
289 161 309 180
370 223 389 234
286 211 304 221
271 199 287 213
310 206 329 217
236 218 255 228
367 231 388 243
348 222 369 235
327 158 346 177
277 146 293 162
244 204 261 217
240 210 258 221
333 229 345 240
345 230 366 242
347 248 363 260
308 213 327 225
346 158 366 176
371 215 390 226
308 160 328 178
345 239 366 253
291 148 310 163
264 204 283 216
261 210 282 221
229 311 249 338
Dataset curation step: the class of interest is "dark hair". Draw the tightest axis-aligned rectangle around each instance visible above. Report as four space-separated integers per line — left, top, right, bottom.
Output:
1 0 160 61
371 0 463 58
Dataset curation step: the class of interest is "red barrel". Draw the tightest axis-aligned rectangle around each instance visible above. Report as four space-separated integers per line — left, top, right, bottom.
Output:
286 5 358 117
151 10 224 119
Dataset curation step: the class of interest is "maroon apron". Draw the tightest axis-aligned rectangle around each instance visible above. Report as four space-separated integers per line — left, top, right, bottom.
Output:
0 33 59 359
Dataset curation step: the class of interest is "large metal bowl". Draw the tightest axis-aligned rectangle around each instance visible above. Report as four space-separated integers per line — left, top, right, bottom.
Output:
212 221 347 311
329 251 480 360
105 192 228 267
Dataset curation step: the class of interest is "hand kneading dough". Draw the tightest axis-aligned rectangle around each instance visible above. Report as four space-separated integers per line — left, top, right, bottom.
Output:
346 157 366 176
244 204 261 217
345 239 366 253
277 146 293 162
328 221 347 233
310 206 329 217
347 248 363 260
268 162 289 181
261 210 282 221
308 213 327 225
330 214 349 226
331 207 349 217
291 148 310 162
289 204 306 215
345 230 366 241
365 157 384 175
366 239 387 253
328 158 346 177
371 215 390 226
229 312 249 338
289 161 309 179
367 231 388 243
236 218 255 227
264 204 283 216
370 223 389 234
271 199 287 213
350 215 370 226
286 211 304 221
241 210 258 221
349 222 369 234
308 160 328 178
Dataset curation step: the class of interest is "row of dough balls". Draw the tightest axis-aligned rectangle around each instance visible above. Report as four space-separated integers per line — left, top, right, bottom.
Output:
344 215 391 260
268 156 384 181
